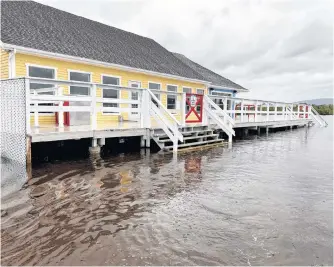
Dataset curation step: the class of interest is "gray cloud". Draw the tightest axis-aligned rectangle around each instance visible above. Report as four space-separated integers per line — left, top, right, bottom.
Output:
37 0 333 102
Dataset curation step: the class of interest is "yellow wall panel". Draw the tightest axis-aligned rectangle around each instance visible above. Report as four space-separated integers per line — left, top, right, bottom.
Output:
0 49 9 79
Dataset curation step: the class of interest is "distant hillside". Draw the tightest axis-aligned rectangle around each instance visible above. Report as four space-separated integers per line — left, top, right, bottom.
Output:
301 98 333 105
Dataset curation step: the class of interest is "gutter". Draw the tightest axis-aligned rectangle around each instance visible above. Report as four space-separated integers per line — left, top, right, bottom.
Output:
209 84 249 93
8 48 16 78
1 42 212 85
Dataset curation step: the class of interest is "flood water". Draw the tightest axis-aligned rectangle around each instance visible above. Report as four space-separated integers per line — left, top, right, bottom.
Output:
1 118 333 266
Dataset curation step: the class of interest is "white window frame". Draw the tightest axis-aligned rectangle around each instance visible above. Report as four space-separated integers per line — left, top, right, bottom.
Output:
196 88 205 95
101 74 121 115
148 82 162 107
27 63 57 116
148 81 162 93
128 81 142 116
26 63 58 80
68 69 92 95
166 84 178 110
182 87 192 94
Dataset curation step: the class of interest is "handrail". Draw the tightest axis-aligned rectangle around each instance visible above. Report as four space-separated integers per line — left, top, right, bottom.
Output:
209 93 302 106
204 96 235 139
147 89 181 127
286 106 298 120
148 90 183 152
205 95 235 126
311 106 328 127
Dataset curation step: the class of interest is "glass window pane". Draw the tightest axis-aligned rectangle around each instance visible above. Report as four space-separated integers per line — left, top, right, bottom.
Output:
183 87 192 93
30 83 54 90
70 72 90 82
102 76 119 85
167 85 177 92
167 95 176 109
149 83 160 90
103 89 118 110
70 86 89 95
197 89 204 95
29 66 55 79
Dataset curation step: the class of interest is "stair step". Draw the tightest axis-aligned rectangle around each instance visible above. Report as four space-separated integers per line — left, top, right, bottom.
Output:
158 134 219 143
163 139 224 151
153 129 213 137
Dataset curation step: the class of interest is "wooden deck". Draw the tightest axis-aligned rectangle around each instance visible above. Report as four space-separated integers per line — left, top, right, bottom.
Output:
30 118 313 143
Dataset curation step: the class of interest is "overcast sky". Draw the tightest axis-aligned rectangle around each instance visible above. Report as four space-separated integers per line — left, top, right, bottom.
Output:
37 0 333 102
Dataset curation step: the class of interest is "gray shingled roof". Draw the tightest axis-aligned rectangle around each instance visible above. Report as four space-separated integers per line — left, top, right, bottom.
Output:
0 1 206 81
173 53 247 91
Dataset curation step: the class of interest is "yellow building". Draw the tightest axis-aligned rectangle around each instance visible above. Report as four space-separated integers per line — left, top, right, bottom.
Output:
0 1 247 127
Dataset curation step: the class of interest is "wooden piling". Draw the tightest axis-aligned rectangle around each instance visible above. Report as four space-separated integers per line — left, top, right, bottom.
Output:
26 135 32 181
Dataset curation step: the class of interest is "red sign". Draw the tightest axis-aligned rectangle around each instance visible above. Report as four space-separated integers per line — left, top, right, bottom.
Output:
185 93 204 123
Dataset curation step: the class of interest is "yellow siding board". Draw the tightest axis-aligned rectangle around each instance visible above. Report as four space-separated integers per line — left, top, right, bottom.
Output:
1 49 9 79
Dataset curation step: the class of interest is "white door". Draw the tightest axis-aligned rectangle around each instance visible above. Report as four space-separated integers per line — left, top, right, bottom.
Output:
128 81 141 121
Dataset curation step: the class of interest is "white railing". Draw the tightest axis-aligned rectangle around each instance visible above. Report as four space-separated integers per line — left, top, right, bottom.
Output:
208 94 315 124
310 106 328 127
147 89 183 152
204 95 235 142
27 78 184 152
26 77 327 150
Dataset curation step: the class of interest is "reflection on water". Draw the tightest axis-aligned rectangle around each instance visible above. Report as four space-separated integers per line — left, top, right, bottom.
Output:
1 119 333 266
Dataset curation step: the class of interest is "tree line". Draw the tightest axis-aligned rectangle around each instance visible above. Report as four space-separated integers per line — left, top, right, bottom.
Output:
312 104 333 115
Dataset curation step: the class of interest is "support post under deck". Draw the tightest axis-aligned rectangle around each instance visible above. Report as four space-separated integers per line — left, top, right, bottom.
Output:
26 135 32 181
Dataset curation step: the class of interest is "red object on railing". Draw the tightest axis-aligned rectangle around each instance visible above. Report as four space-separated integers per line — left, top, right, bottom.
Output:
55 101 70 126
299 105 309 118
235 104 256 121
185 93 203 123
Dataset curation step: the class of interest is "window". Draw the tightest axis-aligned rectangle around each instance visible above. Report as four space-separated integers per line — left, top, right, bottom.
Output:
167 85 177 110
69 71 91 96
149 82 161 106
28 66 55 79
102 75 120 113
197 89 205 95
129 81 141 116
28 65 56 114
211 91 232 110
183 87 192 112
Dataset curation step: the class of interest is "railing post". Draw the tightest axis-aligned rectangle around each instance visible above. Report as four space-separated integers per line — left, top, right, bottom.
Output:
303 104 306 119
283 105 285 121
180 92 186 126
290 104 293 120
33 90 39 127
142 89 151 128
91 84 97 130
25 78 31 135
241 99 244 122
254 101 258 122
202 95 208 125
58 86 64 128
274 103 277 121
266 102 270 121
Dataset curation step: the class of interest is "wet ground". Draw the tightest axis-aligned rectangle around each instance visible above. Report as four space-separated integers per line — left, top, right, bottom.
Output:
1 119 333 266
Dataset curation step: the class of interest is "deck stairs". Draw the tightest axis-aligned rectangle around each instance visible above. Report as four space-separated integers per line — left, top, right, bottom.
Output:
151 125 224 152
147 89 236 152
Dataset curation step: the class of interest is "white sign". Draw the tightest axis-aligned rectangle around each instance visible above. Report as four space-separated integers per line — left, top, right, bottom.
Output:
190 95 197 107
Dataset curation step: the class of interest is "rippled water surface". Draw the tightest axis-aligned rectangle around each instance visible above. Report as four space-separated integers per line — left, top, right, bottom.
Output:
1 118 333 266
